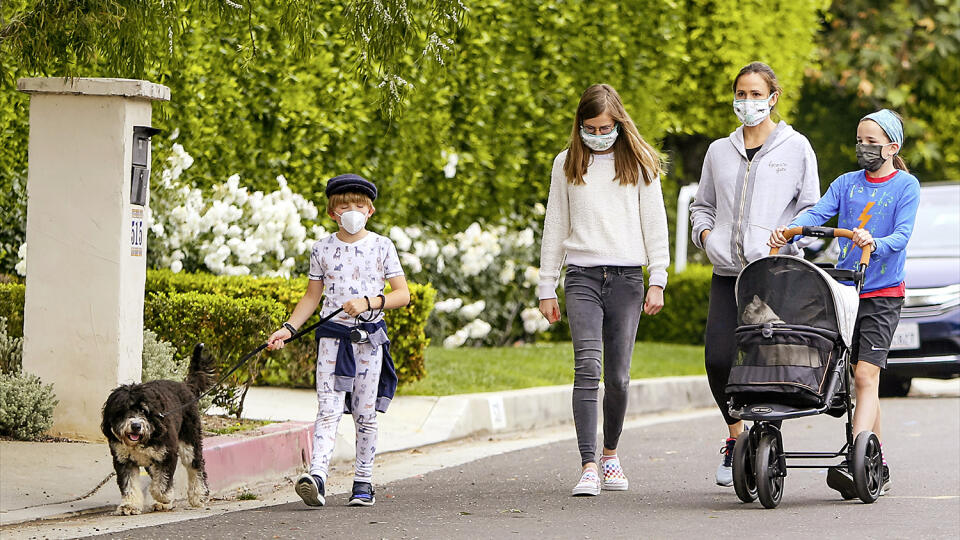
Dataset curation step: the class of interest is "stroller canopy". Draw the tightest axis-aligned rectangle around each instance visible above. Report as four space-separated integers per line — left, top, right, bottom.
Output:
735 255 859 347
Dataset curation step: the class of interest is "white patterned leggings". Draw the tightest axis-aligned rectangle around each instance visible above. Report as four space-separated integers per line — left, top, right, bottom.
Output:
310 337 382 484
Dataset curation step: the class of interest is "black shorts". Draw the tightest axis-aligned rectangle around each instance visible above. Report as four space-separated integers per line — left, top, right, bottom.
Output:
850 296 905 369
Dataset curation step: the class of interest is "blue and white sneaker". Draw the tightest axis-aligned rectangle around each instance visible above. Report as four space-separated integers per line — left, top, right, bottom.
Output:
348 481 376 506
295 473 325 507
716 437 736 487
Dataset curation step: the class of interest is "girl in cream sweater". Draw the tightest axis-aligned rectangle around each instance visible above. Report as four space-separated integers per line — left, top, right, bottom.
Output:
538 83 669 496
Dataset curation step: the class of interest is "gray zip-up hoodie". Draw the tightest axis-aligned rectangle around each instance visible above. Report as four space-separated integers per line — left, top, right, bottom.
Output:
690 121 820 276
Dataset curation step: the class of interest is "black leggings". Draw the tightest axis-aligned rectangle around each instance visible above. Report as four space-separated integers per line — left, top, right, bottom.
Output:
704 274 740 425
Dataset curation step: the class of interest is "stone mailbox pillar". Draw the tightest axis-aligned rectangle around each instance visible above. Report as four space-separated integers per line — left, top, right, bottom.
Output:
17 78 170 440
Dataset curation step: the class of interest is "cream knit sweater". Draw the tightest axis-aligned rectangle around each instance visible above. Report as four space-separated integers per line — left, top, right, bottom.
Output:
537 150 670 300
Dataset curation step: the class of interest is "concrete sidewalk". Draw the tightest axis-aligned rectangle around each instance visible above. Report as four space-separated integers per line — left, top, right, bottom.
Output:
2 376 956 527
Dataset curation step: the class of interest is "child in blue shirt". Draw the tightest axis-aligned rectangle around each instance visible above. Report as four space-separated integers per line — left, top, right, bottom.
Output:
768 109 920 498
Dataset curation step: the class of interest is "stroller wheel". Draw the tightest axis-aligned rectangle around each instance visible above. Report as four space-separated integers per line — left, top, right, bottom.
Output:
852 431 883 503
754 431 784 509
732 431 757 503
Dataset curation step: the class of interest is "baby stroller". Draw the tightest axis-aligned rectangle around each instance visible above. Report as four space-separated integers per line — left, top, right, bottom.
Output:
726 226 883 509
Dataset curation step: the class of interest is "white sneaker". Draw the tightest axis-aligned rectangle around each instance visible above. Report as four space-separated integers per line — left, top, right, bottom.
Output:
600 455 629 491
571 468 601 496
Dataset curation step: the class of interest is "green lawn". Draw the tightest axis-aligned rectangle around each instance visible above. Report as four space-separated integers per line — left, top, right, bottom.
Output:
397 341 705 396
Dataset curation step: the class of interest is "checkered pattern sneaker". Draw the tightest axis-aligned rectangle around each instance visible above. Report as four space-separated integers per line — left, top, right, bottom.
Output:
600 455 629 491
571 468 601 496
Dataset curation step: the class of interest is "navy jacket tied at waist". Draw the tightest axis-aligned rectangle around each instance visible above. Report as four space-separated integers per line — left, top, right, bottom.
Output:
314 319 397 413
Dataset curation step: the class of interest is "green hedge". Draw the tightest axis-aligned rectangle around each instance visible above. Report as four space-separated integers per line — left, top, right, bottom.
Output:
1 1 828 274
146 270 330 390
635 264 712 346
144 291 287 416
146 269 307 311
146 270 436 388
257 281 436 388
539 264 712 347
0 283 24 339
1 273 435 396
386 282 436 384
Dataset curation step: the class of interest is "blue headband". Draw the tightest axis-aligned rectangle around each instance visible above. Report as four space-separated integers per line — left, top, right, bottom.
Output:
862 109 904 150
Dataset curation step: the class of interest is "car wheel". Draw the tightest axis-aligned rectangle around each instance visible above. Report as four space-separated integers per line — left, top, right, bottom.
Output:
878 373 911 397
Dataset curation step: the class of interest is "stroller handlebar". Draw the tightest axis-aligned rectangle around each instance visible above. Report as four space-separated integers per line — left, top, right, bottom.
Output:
770 226 873 267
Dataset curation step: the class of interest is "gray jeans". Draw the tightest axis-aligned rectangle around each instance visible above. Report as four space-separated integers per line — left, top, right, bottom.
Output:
564 264 645 465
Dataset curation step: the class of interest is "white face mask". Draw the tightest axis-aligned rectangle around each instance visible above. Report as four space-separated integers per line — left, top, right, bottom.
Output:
733 94 776 127
580 125 619 152
336 210 368 234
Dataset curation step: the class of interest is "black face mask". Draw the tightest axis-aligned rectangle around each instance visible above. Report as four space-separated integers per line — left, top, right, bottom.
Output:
856 143 889 172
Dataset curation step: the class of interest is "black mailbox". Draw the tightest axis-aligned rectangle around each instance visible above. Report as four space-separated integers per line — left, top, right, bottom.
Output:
131 126 161 206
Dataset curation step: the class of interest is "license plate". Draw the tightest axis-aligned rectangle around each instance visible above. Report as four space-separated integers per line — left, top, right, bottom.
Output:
890 322 920 350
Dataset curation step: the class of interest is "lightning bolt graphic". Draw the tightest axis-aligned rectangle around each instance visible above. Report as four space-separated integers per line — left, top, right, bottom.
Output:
857 201 875 229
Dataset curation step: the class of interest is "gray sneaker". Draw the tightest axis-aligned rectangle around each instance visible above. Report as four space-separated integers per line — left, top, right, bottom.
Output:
715 438 736 487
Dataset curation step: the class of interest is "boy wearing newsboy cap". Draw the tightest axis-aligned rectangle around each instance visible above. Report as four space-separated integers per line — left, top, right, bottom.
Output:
267 174 410 507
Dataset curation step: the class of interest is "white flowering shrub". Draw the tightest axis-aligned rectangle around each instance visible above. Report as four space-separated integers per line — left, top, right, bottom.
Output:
13 243 25 277
13 143 557 349
389 204 556 348
146 144 328 277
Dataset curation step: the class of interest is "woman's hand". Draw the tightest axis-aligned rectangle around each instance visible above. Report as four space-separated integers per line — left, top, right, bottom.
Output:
851 228 874 248
643 285 664 316
767 226 790 249
266 328 292 350
539 298 561 324
700 229 711 245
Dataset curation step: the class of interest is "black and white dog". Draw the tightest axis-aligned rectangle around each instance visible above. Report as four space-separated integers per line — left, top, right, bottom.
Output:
101 343 214 515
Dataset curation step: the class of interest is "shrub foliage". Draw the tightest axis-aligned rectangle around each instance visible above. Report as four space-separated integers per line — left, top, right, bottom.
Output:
0 316 23 375
0 283 24 339
145 271 435 392
0 372 57 440
636 264 713 346
143 291 287 417
141 328 186 383
0 0 830 274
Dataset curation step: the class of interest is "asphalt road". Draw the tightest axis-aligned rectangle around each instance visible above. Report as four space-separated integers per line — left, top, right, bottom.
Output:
88 397 960 540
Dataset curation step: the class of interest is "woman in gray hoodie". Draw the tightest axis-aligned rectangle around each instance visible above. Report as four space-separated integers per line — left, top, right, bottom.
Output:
689 62 820 488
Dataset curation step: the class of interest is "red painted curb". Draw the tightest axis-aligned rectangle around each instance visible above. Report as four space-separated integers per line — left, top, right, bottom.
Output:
202 421 314 494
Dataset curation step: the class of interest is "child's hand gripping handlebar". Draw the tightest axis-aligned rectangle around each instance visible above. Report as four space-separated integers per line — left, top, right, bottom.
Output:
769 226 873 268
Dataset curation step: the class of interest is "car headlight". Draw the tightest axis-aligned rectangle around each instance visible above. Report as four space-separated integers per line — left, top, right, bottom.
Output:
904 284 960 308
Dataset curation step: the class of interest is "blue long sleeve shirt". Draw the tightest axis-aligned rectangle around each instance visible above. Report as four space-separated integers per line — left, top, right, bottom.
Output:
790 169 920 293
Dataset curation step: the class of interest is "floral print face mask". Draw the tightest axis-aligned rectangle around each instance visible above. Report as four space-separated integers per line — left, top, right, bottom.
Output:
580 125 619 152
732 94 776 127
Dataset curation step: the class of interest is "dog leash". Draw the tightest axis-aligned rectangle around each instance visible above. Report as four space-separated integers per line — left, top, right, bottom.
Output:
8 471 118 512
158 307 344 418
